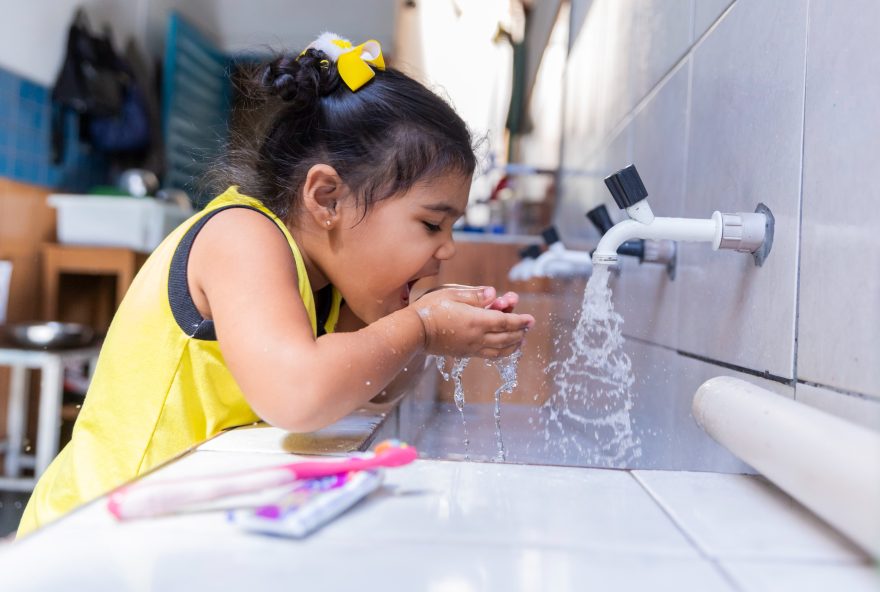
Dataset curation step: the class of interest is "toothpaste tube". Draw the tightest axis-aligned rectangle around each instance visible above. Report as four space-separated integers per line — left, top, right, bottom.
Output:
229 470 383 538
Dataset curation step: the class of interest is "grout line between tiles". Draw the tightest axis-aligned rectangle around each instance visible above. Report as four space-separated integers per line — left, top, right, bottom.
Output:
579 0 738 165
623 333 794 387
629 471 744 591
795 379 880 404
792 0 811 392
675 350 792 386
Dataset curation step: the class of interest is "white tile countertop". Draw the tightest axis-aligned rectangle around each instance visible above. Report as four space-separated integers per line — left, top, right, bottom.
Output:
1 420 877 591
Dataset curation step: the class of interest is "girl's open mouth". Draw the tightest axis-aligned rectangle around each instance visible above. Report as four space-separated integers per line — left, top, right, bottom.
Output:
401 280 417 306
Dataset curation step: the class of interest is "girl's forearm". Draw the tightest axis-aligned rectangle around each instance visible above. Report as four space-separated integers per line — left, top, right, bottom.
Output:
274 308 426 431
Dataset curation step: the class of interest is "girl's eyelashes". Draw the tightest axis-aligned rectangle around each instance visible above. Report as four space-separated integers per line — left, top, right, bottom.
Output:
422 221 442 233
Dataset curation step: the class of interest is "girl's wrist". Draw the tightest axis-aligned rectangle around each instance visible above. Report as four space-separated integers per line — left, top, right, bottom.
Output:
401 306 428 353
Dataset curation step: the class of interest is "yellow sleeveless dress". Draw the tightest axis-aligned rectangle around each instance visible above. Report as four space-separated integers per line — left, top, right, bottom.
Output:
18 187 340 536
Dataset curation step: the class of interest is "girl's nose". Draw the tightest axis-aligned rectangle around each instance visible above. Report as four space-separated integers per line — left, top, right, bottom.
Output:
435 236 456 261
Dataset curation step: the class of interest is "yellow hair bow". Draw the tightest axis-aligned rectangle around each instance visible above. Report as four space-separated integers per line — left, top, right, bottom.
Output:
331 38 386 91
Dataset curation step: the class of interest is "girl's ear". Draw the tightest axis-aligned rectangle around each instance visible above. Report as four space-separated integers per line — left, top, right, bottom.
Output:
302 164 346 229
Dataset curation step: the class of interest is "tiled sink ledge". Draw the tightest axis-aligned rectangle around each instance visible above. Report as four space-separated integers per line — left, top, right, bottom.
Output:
2 449 877 591
2 371 876 590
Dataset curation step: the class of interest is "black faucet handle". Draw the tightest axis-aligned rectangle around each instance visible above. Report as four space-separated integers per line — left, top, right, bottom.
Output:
540 226 560 246
586 204 614 235
519 244 542 260
604 164 648 209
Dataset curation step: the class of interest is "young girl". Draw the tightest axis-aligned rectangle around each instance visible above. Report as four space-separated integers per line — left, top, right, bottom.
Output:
18 33 534 535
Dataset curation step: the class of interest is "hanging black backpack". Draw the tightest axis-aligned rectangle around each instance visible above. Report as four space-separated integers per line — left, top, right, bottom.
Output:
51 9 150 163
52 9 124 116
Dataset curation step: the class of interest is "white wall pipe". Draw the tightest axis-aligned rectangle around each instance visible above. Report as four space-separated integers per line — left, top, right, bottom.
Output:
693 376 880 558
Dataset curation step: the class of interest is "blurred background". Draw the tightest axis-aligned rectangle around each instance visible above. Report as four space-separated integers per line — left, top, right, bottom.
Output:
0 2 877 577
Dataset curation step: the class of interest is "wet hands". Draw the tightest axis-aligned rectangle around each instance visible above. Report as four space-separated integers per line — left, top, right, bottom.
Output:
411 285 535 359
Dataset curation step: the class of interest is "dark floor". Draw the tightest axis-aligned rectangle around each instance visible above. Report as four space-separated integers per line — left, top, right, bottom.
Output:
0 490 30 538
0 410 76 539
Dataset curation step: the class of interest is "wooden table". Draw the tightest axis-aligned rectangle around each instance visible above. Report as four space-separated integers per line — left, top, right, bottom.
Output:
41 244 148 323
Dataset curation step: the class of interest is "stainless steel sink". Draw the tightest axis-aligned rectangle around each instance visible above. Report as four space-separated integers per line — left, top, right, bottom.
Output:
387 363 755 474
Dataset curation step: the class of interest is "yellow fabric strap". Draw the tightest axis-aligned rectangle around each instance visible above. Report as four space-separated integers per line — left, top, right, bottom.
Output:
333 39 385 91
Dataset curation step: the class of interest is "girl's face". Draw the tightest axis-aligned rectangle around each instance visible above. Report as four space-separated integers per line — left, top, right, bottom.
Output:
325 173 470 324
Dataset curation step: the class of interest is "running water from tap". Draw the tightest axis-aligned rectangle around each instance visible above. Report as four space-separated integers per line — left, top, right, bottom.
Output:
540 265 641 467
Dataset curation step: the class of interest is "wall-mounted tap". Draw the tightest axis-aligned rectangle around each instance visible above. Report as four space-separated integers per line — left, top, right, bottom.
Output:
587 204 678 277
587 205 647 260
592 165 774 270
532 227 593 278
508 227 595 281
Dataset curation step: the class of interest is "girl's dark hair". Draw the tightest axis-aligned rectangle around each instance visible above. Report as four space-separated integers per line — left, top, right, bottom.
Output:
212 48 477 222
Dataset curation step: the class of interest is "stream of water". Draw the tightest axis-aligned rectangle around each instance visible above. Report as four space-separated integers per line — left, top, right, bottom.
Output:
538 265 642 467
434 264 640 467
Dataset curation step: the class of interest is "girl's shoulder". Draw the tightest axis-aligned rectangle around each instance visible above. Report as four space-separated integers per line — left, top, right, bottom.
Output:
192 206 297 274
205 186 269 213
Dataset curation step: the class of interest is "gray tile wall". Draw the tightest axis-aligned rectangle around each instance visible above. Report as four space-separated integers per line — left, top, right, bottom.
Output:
558 0 880 436
797 0 880 399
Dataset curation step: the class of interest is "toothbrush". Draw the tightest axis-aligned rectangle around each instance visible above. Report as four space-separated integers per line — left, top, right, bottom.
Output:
107 439 417 520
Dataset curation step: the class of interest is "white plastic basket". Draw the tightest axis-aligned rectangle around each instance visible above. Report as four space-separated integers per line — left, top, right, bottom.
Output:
48 195 193 253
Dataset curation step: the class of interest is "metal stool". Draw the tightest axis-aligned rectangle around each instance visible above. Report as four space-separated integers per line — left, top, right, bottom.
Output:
0 344 99 491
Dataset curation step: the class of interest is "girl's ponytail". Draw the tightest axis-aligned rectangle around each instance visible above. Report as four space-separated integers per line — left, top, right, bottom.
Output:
260 49 341 112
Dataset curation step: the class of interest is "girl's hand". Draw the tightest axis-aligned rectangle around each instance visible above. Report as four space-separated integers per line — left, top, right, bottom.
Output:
487 290 520 313
410 285 535 359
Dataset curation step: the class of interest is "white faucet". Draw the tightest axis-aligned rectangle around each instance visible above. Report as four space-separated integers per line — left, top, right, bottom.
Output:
508 229 593 281
531 241 593 278
592 165 773 267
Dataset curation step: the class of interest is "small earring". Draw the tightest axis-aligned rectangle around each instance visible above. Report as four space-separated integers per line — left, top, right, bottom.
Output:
325 220 332 226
